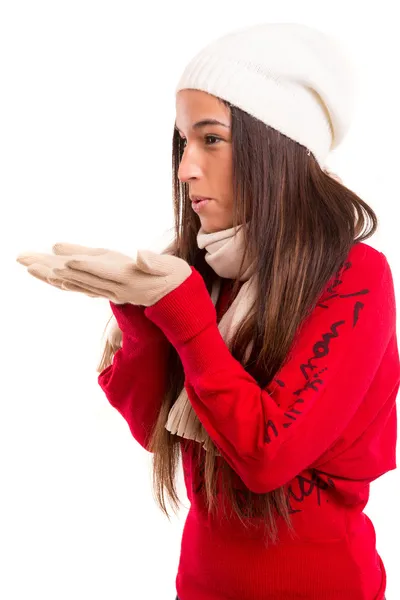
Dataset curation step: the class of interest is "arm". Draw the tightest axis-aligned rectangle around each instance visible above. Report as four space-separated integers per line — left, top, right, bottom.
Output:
98 301 171 452
144 249 398 492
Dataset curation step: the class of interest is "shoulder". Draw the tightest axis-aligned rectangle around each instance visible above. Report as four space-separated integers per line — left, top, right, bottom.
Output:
347 241 388 271
313 241 396 328
289 242 397 360
326 241 393 294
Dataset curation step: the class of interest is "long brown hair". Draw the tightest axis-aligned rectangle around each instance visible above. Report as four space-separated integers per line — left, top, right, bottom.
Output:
97 98 378 547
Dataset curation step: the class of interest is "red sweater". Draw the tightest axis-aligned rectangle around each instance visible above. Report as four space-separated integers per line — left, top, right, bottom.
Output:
98 241 399 600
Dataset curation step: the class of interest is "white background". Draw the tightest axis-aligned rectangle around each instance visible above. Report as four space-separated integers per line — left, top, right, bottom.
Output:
2 1 399 598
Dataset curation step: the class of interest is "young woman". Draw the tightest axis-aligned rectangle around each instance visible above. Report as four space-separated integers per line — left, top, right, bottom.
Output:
17 23 397 600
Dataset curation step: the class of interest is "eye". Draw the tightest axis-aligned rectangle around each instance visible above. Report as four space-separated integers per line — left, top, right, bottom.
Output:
180 135 221 147
205 135 221 145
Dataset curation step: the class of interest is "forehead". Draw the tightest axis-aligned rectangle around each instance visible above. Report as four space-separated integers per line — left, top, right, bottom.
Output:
175 89 230 126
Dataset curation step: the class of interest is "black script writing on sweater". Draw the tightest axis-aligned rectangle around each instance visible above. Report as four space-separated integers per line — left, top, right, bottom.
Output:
286 469 336 514
188 445 336 520
264 258 370 444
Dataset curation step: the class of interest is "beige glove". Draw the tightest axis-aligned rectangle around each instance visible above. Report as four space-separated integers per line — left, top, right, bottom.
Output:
16 242 192 306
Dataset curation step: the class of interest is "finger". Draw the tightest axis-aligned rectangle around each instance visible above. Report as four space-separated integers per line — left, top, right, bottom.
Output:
27 264 111 299
135 249 168 276
27 265 74 294
27 263 56 283
61 257 132 284
59 280 111 299
16 252 65 268
52 264 122 294
52 243 109 256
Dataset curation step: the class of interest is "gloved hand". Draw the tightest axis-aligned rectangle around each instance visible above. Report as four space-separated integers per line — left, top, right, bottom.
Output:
16 242 192 306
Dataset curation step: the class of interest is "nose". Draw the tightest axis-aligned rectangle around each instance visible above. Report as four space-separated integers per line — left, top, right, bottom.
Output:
178 145 203 183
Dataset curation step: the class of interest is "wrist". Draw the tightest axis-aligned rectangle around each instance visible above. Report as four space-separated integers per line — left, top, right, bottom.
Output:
144 267 217 348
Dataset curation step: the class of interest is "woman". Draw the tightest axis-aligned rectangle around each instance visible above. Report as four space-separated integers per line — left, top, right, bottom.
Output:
17 23 397 600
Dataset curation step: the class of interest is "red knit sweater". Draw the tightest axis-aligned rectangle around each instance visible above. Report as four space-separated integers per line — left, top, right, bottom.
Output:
98 241 399 600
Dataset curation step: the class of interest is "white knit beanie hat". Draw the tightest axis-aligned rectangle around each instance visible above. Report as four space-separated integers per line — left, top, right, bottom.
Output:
175 22 357 167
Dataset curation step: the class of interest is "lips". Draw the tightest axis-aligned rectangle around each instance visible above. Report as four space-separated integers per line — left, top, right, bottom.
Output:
192 196 211 203
191 197 211 212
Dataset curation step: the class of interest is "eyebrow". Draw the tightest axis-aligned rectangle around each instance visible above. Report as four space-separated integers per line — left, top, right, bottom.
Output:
174 119 230 132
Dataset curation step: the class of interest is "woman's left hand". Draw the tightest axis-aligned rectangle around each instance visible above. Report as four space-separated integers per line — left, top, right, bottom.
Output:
16 242 192 306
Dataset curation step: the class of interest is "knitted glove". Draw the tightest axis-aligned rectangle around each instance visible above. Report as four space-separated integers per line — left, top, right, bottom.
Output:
16 242 192 306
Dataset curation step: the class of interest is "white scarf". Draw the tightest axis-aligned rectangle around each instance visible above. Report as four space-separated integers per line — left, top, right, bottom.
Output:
106 223 257 454
166 223 257 454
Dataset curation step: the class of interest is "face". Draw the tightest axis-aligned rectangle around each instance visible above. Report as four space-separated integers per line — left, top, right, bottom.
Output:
175 89 234 233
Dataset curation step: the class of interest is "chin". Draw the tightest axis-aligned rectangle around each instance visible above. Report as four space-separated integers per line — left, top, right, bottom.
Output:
200 219 233 234
201 225 218 234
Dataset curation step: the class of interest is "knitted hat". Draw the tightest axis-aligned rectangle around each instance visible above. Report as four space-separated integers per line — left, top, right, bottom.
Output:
175 22 357 167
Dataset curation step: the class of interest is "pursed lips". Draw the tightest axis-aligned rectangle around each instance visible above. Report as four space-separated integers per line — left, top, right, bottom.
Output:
191 196 212 203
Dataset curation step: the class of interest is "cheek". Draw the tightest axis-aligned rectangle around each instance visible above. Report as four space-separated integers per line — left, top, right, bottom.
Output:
216 153 233 185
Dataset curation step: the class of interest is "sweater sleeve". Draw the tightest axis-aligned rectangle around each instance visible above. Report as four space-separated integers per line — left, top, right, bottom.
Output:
144 250 398 493
98 301 171 452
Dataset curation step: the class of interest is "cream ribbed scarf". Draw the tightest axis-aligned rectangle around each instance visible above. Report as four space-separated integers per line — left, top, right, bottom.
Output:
165 223 257 454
